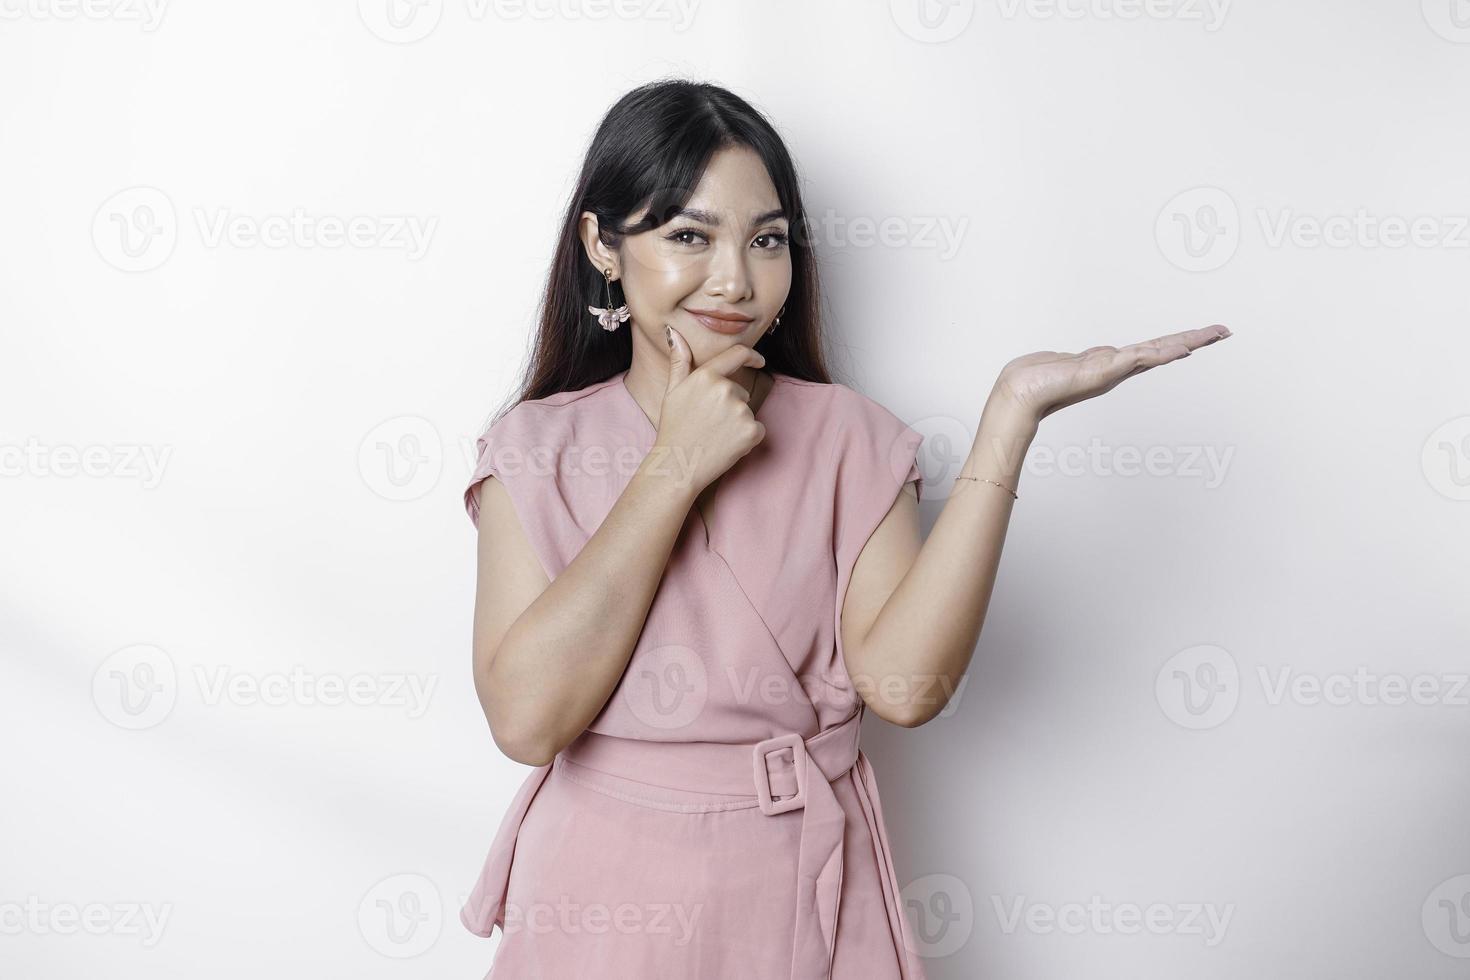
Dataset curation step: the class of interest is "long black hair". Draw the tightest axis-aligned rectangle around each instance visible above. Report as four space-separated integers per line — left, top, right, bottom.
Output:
494 77 833 421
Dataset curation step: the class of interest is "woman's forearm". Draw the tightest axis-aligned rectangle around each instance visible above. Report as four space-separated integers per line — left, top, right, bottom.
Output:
856 391 1038 727
477 452 697 766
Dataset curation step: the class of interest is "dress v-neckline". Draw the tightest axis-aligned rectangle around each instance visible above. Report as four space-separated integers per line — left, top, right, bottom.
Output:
615 367 784 554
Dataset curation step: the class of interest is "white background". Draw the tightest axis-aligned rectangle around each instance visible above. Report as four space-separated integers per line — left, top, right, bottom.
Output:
4 0 1470 976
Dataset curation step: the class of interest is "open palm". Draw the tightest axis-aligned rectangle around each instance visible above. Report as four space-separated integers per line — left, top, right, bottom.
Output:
996 324 1233 423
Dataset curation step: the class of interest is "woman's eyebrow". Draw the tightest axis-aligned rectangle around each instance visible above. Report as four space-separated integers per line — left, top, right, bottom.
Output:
672 207 788 227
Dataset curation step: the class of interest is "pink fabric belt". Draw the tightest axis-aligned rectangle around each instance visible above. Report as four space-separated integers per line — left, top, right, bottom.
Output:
460 708 924 980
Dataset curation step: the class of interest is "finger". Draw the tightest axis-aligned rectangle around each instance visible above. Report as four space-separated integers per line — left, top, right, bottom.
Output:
1107 342 1191 384
699 342 766 380
1121 323 1231 357
665 325 692 391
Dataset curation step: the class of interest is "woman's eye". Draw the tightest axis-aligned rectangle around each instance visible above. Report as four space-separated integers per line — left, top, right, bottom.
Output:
665 228 706 246
755 232 790 250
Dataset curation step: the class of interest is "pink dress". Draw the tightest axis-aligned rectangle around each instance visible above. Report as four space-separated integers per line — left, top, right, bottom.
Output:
461 368 928 980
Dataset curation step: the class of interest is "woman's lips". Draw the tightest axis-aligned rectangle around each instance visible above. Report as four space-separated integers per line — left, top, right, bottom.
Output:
686 310 753 336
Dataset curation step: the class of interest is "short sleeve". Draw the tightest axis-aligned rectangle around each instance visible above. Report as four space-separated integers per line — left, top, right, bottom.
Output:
464 412 512 529
830 387 924 676
463 404 566 582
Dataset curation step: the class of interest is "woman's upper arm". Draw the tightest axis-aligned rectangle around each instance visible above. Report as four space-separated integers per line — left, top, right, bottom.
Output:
839 481 922 688
470 474 551 673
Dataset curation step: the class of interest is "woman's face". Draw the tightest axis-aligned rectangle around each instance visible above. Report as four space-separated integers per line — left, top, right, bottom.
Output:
593 145 792 368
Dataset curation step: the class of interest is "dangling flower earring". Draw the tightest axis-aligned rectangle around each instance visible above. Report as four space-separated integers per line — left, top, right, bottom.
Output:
588 268 631 331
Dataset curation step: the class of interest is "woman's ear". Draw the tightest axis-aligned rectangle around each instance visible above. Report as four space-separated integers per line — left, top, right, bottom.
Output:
577 211 618 277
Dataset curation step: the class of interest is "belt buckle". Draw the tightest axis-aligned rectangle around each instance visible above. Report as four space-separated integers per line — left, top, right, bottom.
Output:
752 732 807 815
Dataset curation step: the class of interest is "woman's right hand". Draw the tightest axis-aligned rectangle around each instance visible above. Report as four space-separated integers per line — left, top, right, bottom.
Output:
652 326 768 499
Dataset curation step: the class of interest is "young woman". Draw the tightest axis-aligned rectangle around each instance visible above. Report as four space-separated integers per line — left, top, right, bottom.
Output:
460 79 1231 979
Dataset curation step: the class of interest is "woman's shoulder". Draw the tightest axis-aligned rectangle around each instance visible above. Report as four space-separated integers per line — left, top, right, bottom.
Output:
775 373 916 440
479 373 623 443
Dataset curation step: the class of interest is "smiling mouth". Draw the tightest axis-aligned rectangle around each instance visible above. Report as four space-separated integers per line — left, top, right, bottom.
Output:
685 308 755 335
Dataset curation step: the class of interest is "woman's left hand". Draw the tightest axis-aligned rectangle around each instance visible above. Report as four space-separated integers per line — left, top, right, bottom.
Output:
992 323 1233 425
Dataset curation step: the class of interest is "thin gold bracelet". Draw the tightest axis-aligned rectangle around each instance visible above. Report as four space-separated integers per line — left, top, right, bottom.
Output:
954 475 1018 499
